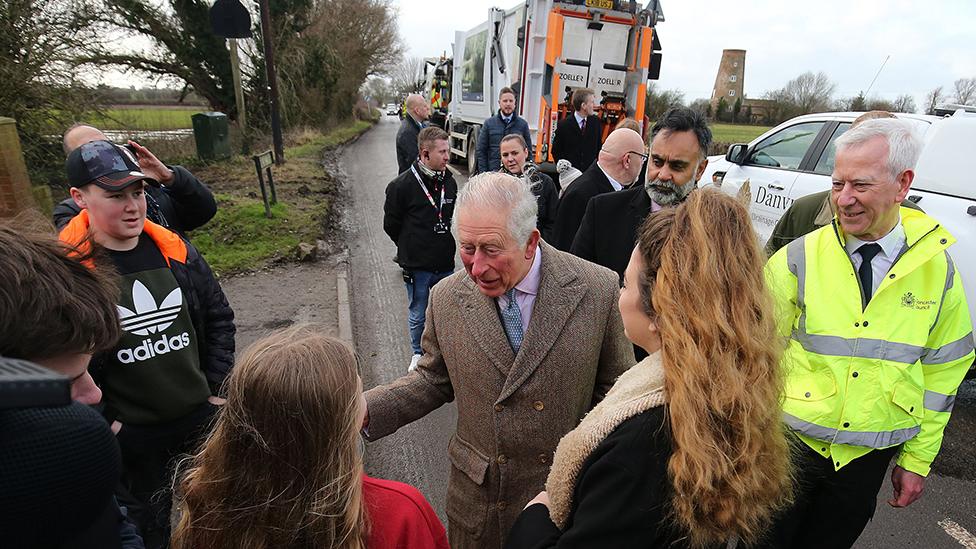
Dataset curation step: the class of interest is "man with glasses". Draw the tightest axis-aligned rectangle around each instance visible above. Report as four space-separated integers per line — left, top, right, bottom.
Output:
53 124 217 236
551 127 645 251
570 107 711 284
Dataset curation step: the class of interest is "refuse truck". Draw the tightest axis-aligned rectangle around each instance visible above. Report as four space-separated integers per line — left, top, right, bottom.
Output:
447 0 665 174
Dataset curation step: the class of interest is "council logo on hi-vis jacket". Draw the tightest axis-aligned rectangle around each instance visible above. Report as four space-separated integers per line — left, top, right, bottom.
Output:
901 292 937 311
117 280 191 364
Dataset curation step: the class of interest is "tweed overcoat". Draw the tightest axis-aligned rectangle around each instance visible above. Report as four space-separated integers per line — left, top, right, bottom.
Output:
364 242 632 548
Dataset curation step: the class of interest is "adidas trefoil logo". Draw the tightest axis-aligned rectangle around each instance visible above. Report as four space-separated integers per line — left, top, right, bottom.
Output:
118 280 182 335
116 281 191 364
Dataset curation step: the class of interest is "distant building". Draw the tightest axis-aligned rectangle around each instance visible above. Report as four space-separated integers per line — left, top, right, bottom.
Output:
709 49 774 124
710 49 745 114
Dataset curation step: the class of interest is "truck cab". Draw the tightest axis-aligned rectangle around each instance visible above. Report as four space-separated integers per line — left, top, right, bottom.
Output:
448 0 664 174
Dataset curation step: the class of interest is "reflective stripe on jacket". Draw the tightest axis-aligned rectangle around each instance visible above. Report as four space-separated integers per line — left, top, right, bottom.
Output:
766 207 974 476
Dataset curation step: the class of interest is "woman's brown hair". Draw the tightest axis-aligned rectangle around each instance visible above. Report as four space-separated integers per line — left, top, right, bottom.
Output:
637 189 791 547
171 324 369 549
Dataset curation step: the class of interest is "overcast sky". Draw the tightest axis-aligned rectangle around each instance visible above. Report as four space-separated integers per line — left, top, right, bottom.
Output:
395 0 976 109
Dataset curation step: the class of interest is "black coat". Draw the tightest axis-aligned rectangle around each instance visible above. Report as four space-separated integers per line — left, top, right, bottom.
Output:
383 164 457 272
53 165 217 236
395 116 424 174
551 114 602 172
570 185 651 285
551 163 614 251
476 113 534 174
506 407 714 548
531 172 559 243
503 168 559 243
0 401 143 549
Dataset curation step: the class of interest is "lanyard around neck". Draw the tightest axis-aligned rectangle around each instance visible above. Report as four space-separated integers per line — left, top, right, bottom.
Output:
411 166 445 222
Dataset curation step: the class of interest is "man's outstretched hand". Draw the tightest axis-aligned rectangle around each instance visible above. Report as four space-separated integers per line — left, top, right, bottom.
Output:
888 465 925 508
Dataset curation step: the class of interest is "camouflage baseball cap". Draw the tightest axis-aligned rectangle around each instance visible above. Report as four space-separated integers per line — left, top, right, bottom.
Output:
65 140 159 191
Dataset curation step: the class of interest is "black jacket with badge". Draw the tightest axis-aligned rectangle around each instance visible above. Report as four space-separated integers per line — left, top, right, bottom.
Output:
383 162 458 272
53 165 217 236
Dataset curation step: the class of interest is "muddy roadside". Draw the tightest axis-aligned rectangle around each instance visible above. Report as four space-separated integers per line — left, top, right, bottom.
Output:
215 138 361 352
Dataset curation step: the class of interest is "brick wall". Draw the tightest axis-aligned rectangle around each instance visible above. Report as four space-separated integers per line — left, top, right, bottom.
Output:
0 117 37 216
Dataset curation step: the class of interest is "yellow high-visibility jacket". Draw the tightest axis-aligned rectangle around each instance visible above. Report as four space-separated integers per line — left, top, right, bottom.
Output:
766 207 974 476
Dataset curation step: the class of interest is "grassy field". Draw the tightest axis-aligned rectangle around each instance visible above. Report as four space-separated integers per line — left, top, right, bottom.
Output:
711 123 771 144
92 106 201 130
188 119 374 276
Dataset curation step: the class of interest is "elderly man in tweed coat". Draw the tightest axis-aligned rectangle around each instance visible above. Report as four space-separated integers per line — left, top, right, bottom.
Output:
364 172 632 548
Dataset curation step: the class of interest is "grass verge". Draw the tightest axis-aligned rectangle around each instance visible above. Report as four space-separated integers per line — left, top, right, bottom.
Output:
188 120 373 276
92 106 200 130
711 123 771 144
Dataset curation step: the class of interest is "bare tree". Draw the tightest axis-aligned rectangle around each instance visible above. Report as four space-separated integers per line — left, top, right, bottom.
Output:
762 71 836 124
924 86 945 115
953 77 976 105
865 96 894 112
688 98 711 116
305 0 404 121
0 0 101 182
362 77 394 105
390 55 424 97
645 83 685 122
892 94 917 114
782 71 836 113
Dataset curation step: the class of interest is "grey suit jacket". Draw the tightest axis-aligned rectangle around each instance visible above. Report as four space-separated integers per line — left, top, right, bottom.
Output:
365 242 632 548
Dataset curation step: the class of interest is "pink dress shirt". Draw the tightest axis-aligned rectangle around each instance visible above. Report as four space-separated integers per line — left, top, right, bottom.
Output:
497 245 543 331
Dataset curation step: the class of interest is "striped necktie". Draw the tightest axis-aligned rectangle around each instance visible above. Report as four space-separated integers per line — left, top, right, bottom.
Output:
500 288 524 353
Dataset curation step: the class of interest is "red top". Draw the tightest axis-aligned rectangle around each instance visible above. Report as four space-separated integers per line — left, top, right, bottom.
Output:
363 475 449 549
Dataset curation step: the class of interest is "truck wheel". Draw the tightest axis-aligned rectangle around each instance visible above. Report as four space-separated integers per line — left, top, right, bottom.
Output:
467 134 478 174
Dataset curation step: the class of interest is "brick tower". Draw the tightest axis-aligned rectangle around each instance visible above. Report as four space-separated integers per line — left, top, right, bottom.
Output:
710 49 746 115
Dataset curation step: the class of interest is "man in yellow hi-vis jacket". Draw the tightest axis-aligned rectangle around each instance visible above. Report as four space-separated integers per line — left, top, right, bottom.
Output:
764 118 974 549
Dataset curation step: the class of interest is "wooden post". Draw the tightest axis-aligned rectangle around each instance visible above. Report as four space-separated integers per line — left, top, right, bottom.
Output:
228 38 248 154
259 0 285 165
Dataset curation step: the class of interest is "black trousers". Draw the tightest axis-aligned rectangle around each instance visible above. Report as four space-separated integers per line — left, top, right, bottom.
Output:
761 441 899 549
115 402 217 549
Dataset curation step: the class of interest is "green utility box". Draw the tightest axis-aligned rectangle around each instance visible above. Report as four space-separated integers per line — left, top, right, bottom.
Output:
191 112 231 161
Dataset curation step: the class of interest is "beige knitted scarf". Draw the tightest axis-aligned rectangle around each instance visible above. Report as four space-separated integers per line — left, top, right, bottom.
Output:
545 352 667 529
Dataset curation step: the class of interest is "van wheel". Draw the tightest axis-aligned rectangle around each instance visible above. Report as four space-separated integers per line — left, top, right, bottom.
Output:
467 134 478 174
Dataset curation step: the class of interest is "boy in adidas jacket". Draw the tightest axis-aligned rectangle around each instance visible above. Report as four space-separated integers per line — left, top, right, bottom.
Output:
59 140 235 549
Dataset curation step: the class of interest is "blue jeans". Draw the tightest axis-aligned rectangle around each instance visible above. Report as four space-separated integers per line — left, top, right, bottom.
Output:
404 269 453 354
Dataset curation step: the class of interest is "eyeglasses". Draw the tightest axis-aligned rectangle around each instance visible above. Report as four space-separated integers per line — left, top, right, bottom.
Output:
600 148 649 162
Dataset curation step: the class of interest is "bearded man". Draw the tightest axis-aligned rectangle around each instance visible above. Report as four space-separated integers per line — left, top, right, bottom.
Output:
570 107 711 283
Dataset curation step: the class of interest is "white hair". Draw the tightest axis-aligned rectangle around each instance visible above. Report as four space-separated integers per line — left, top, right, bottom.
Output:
834 118 922 180
452 172 538 245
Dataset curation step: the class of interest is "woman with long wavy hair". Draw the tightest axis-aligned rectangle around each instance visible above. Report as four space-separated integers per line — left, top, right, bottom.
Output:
171 325 448 549
506 189 792 548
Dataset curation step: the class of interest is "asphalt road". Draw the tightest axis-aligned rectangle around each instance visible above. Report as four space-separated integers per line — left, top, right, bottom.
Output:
340 114 975 546
339 114 463 526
